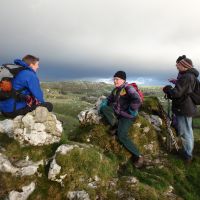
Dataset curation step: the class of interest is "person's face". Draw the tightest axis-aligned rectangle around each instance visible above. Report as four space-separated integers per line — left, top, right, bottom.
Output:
176 62 188 72
113 77 125 87
30 61 39 72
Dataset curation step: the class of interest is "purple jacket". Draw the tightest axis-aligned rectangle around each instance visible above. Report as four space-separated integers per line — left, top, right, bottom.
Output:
107 82 141 119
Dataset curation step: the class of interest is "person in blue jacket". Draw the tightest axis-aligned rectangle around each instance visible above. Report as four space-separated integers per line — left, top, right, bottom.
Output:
0 55 53 118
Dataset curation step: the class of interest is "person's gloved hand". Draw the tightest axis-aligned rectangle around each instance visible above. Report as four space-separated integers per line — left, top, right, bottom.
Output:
168 78 177 84
163 85 172 94
99 99 108 112
128 107 138 117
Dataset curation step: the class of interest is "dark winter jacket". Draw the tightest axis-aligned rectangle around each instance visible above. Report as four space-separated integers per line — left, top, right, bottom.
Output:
168 68 199 116
0 60 44 113
107 82 141 119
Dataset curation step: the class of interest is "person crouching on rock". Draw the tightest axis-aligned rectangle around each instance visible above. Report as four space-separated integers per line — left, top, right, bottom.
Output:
0 55 53 118
99 70 144 168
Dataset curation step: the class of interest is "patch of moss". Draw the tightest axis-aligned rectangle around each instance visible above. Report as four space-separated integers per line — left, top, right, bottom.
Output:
55 146 118 191
141 96 161 115
0 173 36 199
0 133 60 162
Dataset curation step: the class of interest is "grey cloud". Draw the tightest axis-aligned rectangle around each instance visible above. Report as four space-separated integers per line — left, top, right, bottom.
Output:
1 0 200 85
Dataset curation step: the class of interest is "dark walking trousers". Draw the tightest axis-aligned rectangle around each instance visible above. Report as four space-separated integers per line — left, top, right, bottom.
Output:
101 105 140 157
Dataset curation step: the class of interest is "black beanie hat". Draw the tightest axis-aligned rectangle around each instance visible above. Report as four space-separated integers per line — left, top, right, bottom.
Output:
113 71 126 80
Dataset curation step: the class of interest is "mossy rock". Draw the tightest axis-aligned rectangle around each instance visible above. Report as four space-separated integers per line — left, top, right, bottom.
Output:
0 132 61 162
70 96 173 168
72 114 162 163
141 96 163 116
49 144 118 192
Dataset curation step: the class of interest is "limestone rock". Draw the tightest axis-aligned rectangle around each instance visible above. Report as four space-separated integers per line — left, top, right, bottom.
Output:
35 106 49 122
48 143 117 188
8 182 35 200
22 113 35 129
67 190 90 200
0 106 63 146
48 159 62 182
0 119 14 137
78 108 102 125
48 144 81 183
0 153 18 174
78 96 106 125
140 112 162 131
0 152 43 177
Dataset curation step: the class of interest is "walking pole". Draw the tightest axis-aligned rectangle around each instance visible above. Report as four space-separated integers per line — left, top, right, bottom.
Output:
162 95 179 152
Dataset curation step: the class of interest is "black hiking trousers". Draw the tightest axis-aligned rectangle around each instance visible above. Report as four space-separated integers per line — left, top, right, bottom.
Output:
2 102 53 118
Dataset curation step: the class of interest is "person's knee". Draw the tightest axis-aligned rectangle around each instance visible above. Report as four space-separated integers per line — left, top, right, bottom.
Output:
100 105 108 113
41 102 53 112
46 102 53 112
117 132 128 142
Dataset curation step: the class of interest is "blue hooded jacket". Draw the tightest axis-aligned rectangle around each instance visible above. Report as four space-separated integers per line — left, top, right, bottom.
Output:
0 59 44 113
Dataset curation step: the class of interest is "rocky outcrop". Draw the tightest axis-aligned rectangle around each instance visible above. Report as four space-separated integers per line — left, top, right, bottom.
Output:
0 119 13 137
67 190 90 200
78 96 163 132
78 96 106 124
48 143 117 187
48 144 81 184
0 152 43 177
0 107 63 146
140 111 163 131
8 182 35 200
76 100 163 163
0 94 185 200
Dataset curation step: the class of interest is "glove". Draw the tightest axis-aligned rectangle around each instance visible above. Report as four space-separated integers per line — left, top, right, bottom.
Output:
25 95 41 107
163 85 172 94
168 78 177 84
128 107 138 117
99 99 108 112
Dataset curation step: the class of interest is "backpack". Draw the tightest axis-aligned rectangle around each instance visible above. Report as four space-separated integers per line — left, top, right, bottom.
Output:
0 64 26 100
128 82 144 102
189 78 200 105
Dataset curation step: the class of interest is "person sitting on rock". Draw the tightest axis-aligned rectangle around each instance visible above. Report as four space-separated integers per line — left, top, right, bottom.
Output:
0 55 53 118
99 70 144 168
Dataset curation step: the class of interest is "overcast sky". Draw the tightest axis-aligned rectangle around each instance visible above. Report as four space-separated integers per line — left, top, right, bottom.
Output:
1 0 200 85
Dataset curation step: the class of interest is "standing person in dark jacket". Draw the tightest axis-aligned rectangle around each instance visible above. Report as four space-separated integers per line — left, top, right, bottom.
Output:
163 55 199 163
0 55 53 118
100 71 144 168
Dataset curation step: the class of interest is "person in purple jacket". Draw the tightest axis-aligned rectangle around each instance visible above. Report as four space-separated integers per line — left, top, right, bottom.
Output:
0 55 53 118
100 71 144 168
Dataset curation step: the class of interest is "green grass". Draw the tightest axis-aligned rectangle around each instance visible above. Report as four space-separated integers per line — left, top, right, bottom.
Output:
1 82 200 199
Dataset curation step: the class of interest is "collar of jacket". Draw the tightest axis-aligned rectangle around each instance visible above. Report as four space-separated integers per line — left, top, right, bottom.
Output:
116 82 128 90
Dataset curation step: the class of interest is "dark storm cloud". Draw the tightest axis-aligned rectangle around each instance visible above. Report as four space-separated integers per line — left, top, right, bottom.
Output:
1 0 200 85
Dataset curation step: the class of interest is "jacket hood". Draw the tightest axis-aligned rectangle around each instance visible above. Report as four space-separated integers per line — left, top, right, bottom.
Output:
188 68 199 78
14 59 36 73
14 59 29 68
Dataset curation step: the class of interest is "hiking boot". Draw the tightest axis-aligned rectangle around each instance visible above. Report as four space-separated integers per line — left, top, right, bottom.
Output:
184 157 193 165
133 156 144 169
